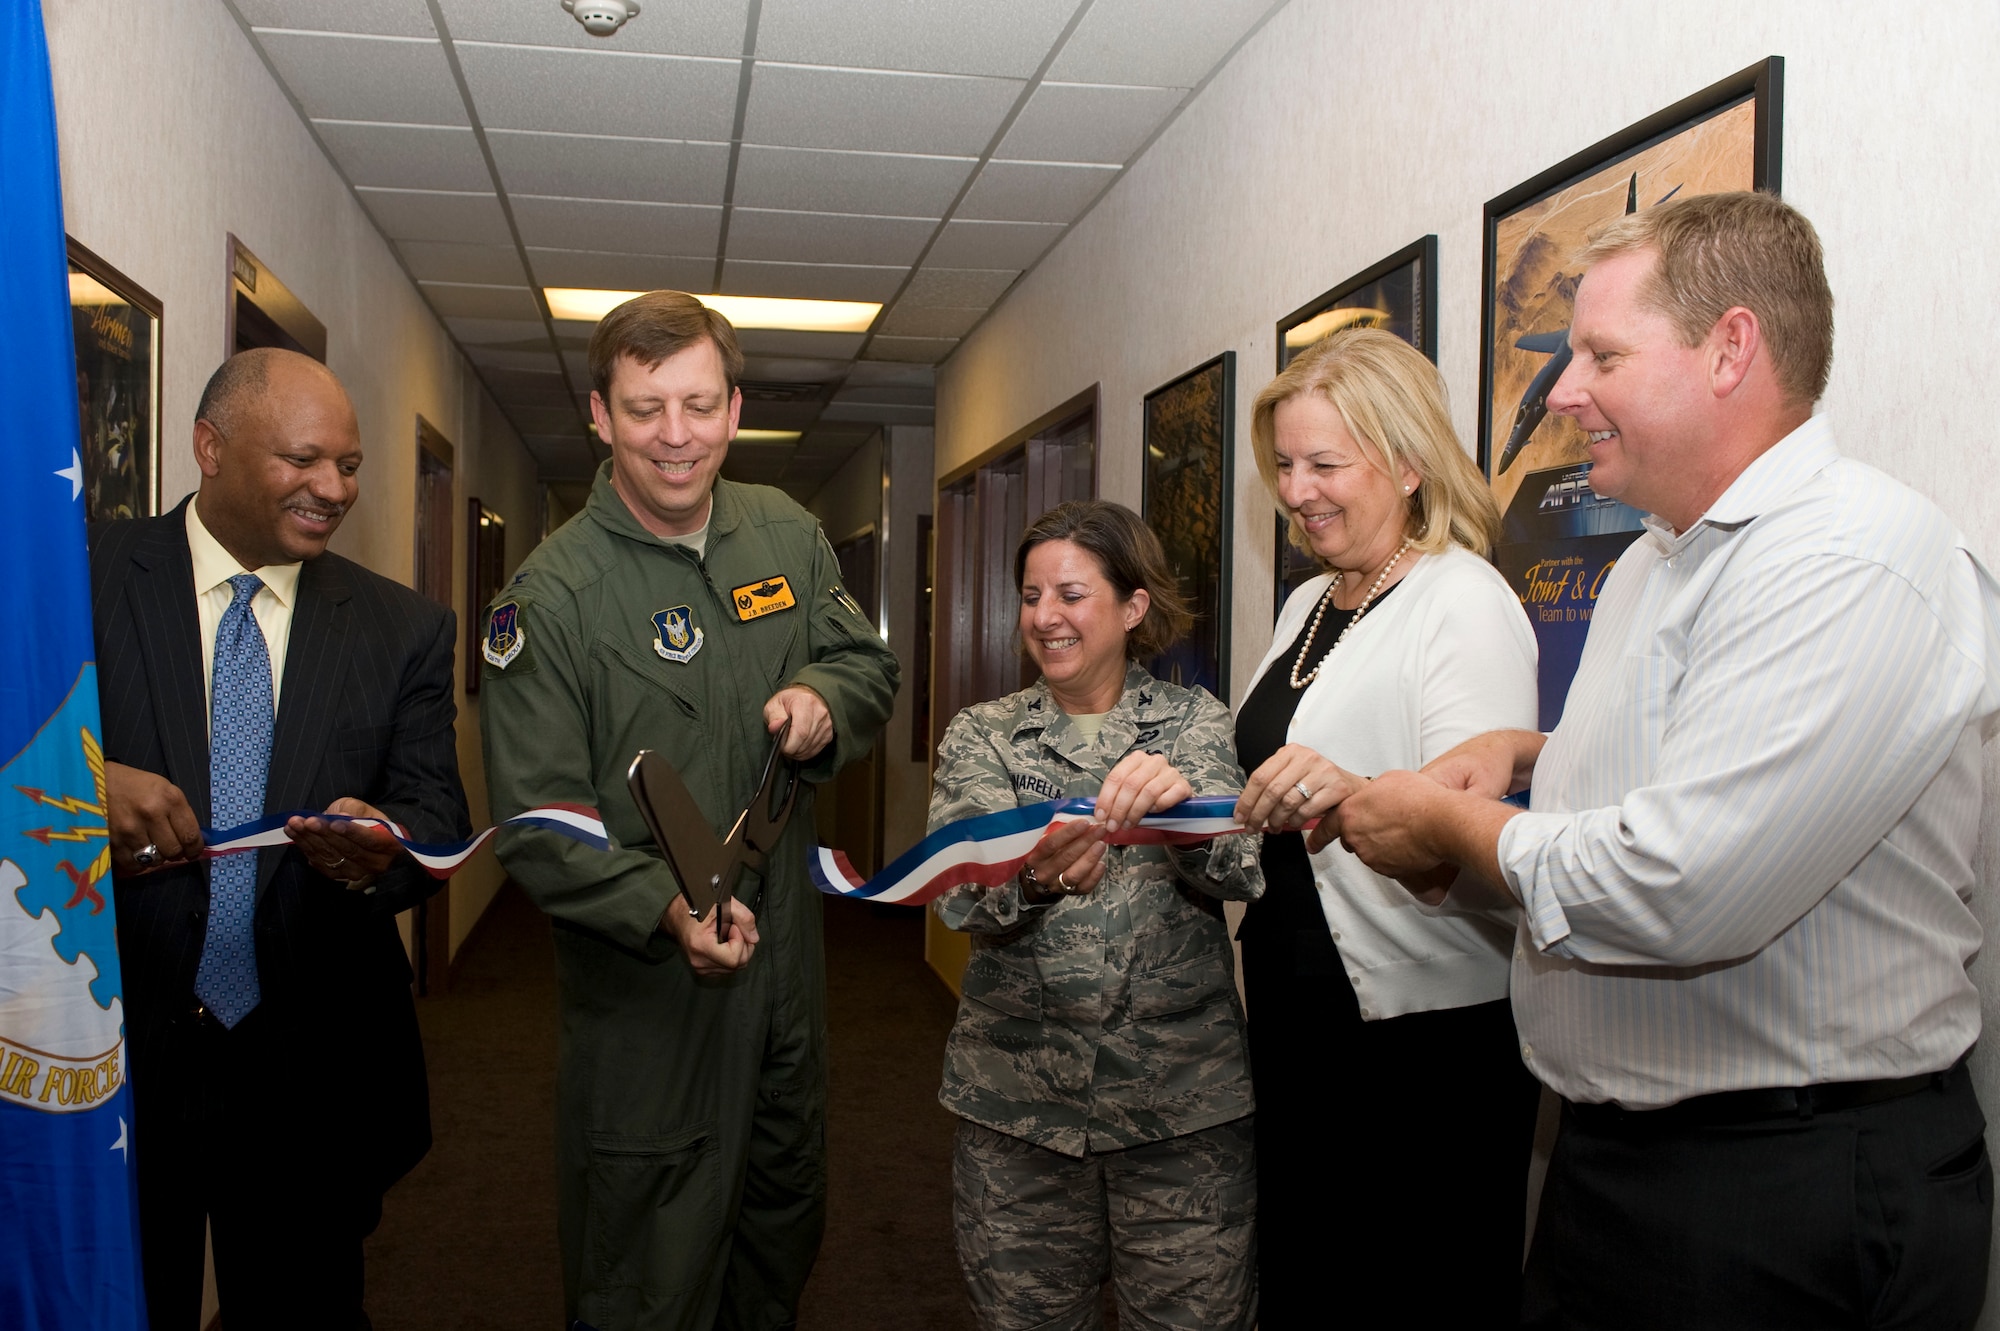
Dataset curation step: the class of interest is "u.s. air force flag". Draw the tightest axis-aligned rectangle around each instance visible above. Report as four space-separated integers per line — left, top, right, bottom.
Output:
0 1 147 1325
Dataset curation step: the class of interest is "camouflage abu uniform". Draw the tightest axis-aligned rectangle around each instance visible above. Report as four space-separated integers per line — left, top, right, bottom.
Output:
932 661 1262 1331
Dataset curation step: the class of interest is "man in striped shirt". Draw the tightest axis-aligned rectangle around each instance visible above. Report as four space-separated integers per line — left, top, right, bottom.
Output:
1333 191 2000 1328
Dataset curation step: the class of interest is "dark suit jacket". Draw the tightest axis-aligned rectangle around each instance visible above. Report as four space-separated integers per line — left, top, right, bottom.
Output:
91 498 470 1196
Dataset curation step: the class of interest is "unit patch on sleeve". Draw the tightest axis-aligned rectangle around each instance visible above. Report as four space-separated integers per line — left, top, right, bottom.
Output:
483 600 525 669
731 574 798 622
653 605 705 663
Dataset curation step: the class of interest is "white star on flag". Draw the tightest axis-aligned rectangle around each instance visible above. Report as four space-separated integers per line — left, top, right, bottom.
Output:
110 1117 128 1160
57 448 82 501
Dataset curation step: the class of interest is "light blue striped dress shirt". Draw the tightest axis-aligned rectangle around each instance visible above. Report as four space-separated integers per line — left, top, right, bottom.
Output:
1499 417 2000 1108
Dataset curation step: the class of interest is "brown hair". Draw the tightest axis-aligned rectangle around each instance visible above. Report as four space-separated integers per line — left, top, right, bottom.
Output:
1014 500 1193 660
1577 190 1833 407
586 290 745 399
1251 327 1501 561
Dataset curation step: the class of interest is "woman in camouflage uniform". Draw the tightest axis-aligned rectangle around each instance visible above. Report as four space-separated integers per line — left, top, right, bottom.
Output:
930 500 1263 1331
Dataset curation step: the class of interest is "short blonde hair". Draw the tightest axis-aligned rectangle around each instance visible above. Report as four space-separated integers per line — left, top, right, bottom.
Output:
1251 327 1500 562
1578 190 1833 407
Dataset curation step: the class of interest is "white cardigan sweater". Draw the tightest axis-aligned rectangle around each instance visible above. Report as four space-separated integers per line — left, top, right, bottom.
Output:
1241 544 1538 1020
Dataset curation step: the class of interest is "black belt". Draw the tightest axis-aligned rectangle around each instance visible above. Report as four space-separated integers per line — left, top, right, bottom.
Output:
1567 1055 1969 1131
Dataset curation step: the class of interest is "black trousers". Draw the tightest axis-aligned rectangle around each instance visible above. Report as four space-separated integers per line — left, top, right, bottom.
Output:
134 1004 378 1331
1522 1061 1992 1330
1242 928 1541 1330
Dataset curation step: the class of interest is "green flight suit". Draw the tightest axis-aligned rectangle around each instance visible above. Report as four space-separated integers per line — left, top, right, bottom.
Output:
478 462 899 1331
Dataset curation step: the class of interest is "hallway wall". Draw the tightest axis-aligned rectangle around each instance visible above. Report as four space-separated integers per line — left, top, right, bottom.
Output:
44 0 546 960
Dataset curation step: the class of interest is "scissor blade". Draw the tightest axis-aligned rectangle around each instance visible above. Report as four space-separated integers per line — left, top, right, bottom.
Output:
626 750 732 917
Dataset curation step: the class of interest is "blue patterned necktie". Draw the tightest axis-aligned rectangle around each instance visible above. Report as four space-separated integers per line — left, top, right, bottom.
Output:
196 572 273 1029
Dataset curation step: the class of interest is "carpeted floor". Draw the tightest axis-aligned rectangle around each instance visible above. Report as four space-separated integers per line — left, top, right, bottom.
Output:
365 886 972 1330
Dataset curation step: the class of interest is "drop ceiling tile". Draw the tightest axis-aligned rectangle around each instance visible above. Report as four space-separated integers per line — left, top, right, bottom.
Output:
923 219 1063 269
1046 0 1276 88
844 361 934 388
901 266 1018 307
561 348 594 382
819 401 935 424
726 209 936 268
735 329 867 358
401 241 529 285
356 188 512 244
877 305 983 338
487 130 730 204
720 260 906 303
434 0 750 58
737 401 826 430
504 406 586 434
527 249 715 292
253 32 467 124
867 336 958 363
754 0 1074 78
831 383 933 406
525 435 600 478
740 357 853 381
444 316 548 346
421 282 542 320
312 122 488 191
959 160 1120 224
456 43 740 139
464 346 564 375
732 145 974 217
511 196 722 257
743 63 1021 157
239 0 435 38
996 83 1185 164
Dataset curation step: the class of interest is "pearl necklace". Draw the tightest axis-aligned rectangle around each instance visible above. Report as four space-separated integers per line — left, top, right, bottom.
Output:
1288 537 1415 690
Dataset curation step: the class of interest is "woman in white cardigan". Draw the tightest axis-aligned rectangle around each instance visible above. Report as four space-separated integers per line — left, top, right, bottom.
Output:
1232 328 1541 1327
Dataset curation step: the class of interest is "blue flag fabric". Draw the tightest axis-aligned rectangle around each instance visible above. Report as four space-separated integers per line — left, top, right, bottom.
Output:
0 1 148 1325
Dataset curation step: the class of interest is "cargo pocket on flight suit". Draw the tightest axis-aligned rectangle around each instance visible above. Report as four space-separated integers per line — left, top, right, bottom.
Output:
577 1124 725 1322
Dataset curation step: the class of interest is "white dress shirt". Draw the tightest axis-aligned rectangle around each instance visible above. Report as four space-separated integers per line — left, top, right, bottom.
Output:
1500 417 2000 1108
186 499 300 731
1244 545 1539 1019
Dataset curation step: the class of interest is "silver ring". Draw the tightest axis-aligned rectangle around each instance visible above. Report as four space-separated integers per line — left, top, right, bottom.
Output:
134 843 160 869
1056 870 1074 893
1294 782 1313 802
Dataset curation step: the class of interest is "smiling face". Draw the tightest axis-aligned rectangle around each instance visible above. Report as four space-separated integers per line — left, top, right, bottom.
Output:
1019 538 1148 713
1270 394 1419 579
594 337 742 538
192 358 361 569
1546 246 1714 521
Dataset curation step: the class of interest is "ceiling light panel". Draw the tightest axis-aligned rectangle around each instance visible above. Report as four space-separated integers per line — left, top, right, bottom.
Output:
725 209 936 268
252 32 467 124
486 130 731 204
509 196 723 256
736 429 804 442
1046 0 1278 88
455 43 740 139
753 0 1076 78
720 260 909 304
744 63 1023 157
925 219 1065 270
312 122 489 191
355 188 512 245
731 145 976 217
235 0 436 38
434 0 750 58
996 83 1186 164
543 289 880 334
958 160 1121 224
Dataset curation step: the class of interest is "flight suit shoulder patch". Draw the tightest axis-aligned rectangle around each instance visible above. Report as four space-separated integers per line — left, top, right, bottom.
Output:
482 597 538 675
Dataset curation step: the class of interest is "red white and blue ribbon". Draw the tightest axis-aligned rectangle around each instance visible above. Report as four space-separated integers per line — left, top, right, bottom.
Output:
808 794 1250 906
199 803 609 878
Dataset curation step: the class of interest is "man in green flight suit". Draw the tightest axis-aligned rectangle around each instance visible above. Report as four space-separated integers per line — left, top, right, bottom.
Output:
478 291 899 1331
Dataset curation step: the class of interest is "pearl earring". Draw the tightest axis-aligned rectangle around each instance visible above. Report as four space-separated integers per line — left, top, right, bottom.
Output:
1403 485 1412 494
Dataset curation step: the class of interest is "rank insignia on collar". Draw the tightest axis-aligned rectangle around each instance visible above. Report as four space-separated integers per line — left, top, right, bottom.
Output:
483 601 525 669
653 605 704 664
730 574 797 622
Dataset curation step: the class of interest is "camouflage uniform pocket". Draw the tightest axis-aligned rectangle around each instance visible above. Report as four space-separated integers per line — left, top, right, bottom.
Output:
578 1123 725 1319
962 948 1045 1022
1127 952 1232 1020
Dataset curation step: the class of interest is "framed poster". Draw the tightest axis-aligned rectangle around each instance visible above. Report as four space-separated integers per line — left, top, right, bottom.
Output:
1142 352 1234 698
1481 57 1782 727
67 239 161 522
1272 236 1438 616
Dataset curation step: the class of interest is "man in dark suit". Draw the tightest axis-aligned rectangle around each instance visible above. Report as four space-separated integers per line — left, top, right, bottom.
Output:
91 347 469 1330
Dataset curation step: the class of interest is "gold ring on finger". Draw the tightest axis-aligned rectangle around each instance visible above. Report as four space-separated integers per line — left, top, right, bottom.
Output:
1056 870 1074 892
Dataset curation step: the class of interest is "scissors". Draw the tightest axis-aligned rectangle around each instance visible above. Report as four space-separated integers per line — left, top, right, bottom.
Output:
626 722 802 945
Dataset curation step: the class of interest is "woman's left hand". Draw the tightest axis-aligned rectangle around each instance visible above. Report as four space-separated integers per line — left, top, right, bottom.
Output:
1093 751 1194 832
1236 743 1364 833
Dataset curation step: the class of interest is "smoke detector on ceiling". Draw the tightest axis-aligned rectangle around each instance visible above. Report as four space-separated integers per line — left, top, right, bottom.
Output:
562 0 640 37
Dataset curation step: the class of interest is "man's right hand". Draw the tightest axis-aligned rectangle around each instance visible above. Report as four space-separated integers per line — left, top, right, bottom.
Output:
1421 729 1546 800
662 895 761 976
105 761 206 876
